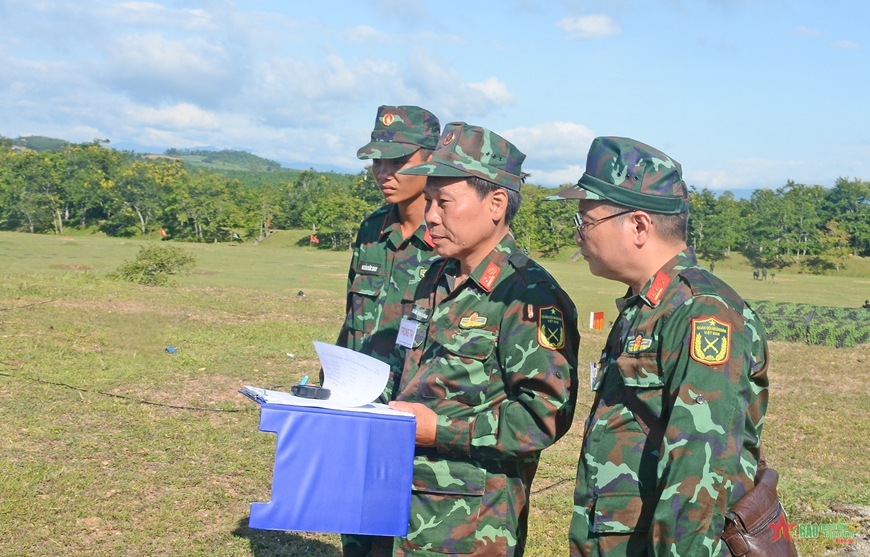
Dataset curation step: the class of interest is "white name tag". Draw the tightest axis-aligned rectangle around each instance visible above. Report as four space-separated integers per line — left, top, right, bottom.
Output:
396 318 418 349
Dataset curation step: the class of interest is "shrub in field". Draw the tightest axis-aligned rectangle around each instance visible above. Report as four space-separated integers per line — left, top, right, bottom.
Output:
751 301 870 348
109 244 196 286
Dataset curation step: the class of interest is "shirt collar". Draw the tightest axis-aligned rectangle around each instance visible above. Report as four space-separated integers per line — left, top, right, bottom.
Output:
379 204 432 248
616 248 697 310
442 232 515 293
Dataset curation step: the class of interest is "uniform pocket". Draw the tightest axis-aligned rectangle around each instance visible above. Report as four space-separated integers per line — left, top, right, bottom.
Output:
420 327 498 406
616 353 663 388
591 492 655 534
346 273 385 334
403 457 486 554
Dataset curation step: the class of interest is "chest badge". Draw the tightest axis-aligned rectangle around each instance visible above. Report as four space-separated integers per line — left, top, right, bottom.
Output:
626 334 653 354
538 306 565 350
690 317 731 365
359 262 382 274
459 312 487 329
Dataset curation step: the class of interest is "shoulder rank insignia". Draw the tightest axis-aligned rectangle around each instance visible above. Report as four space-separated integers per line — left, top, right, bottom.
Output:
459 312 487 329
478 261 501 291
538 306 565 350
690 317 731 365
646 271 670 306
626 334 653 354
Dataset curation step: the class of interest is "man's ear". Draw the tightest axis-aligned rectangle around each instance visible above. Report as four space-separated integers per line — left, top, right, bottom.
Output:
631 210 654 247
490 188 508 222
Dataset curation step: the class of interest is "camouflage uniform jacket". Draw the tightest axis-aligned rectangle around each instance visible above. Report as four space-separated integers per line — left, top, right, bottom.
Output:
391 233 580 557
337 203 438 401
569 249 769 557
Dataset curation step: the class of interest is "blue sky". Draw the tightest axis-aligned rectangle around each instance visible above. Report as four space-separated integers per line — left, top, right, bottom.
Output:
1 0 867 192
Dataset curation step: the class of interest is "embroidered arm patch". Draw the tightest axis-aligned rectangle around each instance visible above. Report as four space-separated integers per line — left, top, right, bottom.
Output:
690 317 731 365
538 306 565 350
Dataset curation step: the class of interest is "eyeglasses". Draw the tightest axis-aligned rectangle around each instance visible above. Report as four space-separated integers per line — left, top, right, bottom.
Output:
573 210 635 241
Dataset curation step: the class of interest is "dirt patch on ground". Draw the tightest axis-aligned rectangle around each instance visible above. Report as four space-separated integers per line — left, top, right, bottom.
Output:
50 264 94 271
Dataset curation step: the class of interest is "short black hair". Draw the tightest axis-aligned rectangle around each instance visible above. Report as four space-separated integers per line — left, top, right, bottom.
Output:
467 176 522 224
596 202 688 244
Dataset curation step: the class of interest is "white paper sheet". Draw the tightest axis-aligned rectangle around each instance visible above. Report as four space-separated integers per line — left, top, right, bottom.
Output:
241 341 400 412
240 386 411 416
313 341 390 407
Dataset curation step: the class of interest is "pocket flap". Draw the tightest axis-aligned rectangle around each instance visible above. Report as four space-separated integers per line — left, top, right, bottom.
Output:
349 273 383 297
616 354 664 388
591 493 654 533
412 456 486 496
440 328 497 361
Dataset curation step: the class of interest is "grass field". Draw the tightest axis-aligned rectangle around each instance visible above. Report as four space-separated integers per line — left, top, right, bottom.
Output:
1 230 868 556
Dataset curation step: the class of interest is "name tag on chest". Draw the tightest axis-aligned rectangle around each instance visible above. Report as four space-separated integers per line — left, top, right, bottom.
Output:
396 318 419 348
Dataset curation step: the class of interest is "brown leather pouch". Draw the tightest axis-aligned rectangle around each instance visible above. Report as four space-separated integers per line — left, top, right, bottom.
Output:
722 467 798 557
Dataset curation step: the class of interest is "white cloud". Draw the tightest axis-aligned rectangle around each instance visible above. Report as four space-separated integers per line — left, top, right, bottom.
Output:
688 158 805 191
468 77 516 107
557 15 620 40
831 40 860 50
796 26 822 37
500 122 596 164
522 165 584 187
344 25 392 43
128 103 220 130
101 33 239 106
96 2 217 31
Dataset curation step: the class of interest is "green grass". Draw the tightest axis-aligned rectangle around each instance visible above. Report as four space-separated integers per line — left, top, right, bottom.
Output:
1 231 868 556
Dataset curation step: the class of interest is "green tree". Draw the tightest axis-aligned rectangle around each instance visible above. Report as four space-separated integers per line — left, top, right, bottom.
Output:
529 185 576 256
303 193 371 250
808 220 853 272
823 177 870 256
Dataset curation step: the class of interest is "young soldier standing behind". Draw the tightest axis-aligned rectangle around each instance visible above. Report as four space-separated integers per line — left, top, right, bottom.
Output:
338 105 441 397
339 105 441 557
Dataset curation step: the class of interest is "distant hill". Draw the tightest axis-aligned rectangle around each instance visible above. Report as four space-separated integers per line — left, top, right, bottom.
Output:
165 148 282 172
12 135 71 152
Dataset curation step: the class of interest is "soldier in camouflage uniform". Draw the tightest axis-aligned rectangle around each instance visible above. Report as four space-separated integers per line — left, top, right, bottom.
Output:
339 105 442 398
382 122 580 556
547 137 769 557
339 105 442 557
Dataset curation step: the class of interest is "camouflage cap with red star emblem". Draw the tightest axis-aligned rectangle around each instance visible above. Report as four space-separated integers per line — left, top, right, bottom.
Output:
398 122 526 191
356 105 441 160
545 136 689 214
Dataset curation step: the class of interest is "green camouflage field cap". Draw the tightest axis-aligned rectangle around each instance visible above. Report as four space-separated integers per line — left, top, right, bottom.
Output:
546 136 689 214
356 105 441 160
397 122 526 191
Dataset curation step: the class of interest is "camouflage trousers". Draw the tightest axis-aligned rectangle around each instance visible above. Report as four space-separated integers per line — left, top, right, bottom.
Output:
569 532 652 557
342 534 515 557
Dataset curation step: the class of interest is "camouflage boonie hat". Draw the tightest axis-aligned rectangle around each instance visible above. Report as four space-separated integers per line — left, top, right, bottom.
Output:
398 122 526 191
357 105 441 160
546 136 689 214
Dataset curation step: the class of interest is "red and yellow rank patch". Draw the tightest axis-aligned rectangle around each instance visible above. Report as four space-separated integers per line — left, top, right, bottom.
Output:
382 113 395 126
646 271 671 305
538 306 565 350
478 262 501 291
690 317 731 365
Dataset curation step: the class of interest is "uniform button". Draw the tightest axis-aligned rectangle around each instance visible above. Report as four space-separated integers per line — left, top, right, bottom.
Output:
554 370 563 379
694 395 706 404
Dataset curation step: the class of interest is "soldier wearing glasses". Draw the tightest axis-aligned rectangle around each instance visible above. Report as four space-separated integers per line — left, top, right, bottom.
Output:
548 137 769 557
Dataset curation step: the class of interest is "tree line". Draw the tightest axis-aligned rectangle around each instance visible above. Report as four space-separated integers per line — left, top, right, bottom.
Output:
0 137 868 272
